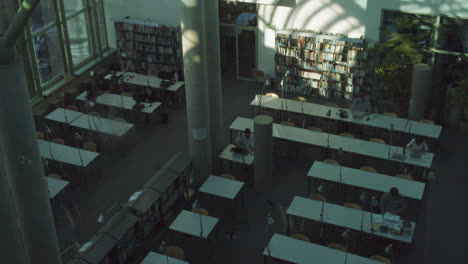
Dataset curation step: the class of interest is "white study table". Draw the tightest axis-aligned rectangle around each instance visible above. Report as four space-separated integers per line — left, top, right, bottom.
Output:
219 144 254 166
140 251 189 264
230 117 434 168
38 139 99 167
76 91 161 114
45 108 134 136
199 175 245 200
263 234 382 264
287 196 416 243
307 161 425 200
169 210 219 239
250 96 442 139
117 72 185 92
47 177 69 199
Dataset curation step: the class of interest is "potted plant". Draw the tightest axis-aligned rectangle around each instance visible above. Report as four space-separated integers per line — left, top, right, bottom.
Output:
449 79 468 119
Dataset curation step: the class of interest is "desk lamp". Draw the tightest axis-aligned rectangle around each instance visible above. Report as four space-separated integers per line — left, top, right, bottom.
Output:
338 148 343 182
192 199 204 237
342 229 351 264
60 92 68 123
74 132 84 167
266 213 275 257
326 109 332 155
44 126 54 161
317 183 327 239
388 124 394 159
159 241 170 264
359 191 368 211
385 243 394 263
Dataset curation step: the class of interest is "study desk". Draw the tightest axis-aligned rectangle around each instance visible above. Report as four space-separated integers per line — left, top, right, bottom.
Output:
199 175 245 200
263 234 382 264
38 139 99 167
45 108 134 136
117 72 185 92
219 144 254 166
250 96 442 139
230 117 434 168
307 161 425 200
140 251 189 264
47 177 69 199
286 196 416 243
76 91 161 114
169 210 219 239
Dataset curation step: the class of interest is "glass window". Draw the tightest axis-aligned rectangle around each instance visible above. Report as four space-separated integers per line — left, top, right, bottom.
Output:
437 17 467 53
33 27 65 83
219 1 257 26
96 3 108 50
63 0 86 17
67 13 92 65
31 0 57 32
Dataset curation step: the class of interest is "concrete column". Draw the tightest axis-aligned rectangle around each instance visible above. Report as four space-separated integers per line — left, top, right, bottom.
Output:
408 64 432 120
254 115 273 190
0 147 27 264
0 57 62 264
181 0 212 179
204 0 224 173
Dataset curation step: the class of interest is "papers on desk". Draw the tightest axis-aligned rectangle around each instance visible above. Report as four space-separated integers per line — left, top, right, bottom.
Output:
384 212 400 222
128 191 143 202
79 242 93 252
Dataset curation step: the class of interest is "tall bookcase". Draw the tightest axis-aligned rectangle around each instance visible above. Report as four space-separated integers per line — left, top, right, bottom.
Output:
114 18 182 79
275 30 368 100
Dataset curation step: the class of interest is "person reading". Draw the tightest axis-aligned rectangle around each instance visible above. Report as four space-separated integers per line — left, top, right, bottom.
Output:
406 136 428 155
350 90 371 119
380 187 406 215
233 128 254 154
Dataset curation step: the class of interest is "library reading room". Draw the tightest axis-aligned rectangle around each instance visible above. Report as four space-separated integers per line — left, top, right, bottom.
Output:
1 1 468 264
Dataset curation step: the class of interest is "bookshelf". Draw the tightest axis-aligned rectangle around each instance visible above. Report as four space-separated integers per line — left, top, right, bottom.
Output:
114 18 183 79
275 30 368 100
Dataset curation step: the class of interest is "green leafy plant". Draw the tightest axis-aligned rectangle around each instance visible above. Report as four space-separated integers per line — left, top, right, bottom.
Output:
449 79 468 105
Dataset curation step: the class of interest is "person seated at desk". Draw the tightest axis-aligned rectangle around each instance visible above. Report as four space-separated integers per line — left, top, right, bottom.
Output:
380 187 407 215
406 136 428 155
234 128 254 154
350 90 371 119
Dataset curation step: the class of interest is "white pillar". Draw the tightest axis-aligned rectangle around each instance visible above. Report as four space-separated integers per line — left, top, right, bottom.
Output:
254 115 273 190
204 0 224 173
408 64 432 120
181 0 212 179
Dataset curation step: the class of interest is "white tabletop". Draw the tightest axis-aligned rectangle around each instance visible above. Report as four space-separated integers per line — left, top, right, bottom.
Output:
169 210 219 239
287 196 416 243
118 72 185 92
38 139 99 167
308 161 425 200
218 144 254 166
71 114 134 136
76 91 161 114
46 177 69 199
251 96 442 139
230 117 434 168
140 251 189 264
264 234 382 264
45 108 83 124
199 175 245 200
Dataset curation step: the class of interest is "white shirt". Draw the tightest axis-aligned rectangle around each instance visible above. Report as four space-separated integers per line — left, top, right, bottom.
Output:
350 97 371 114
235 134 254 150
406 138 428 153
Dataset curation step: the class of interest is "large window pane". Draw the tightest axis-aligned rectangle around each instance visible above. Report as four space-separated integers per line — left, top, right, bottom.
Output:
67 13 92 65
33 27 65 83
63 0 86 17
97 3 108 49
31 0 57 32
219 1 257 26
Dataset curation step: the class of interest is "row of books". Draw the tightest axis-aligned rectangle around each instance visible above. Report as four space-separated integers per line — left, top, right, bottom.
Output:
136 43 176 55
139 54 178 65
276 59 364 76
115 22 179 37
282 82 354 99
135 34 177 45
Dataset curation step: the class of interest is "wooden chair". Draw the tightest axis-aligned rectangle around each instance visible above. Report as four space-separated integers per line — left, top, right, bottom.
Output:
192 208 208 216
308 193 326 202
280 121 295 127
360 166 377 173
47 174 62 180
82 141 97 152
36 132 45 140
325 102 339 108
370 138 385 144
113 117 126 123
295 96 307 102
265 93 279 98
382 112 398 118
344 203 362 210
51 138 65 145
89 111 100 117
67 105 79 111
327 243 347 252
339 132 354 138
419 119 435 125
221 174 236 180
164 246 185 261
370 255 392 264
395 174 413 181
121 92 132 97
252 69 265 81
289 233 310 242
307 127 322 132
323 159 339 165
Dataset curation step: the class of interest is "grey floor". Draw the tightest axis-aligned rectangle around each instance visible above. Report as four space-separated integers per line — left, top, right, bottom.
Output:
54 75 468 263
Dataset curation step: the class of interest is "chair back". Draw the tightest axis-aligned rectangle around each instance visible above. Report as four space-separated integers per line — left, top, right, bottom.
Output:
113 117 126 122
252 69 265 80
395 174 413 181
221 174 236 180
52 138 65 145
382 112 398 117
339 132 354 138
37 132 45 140
328 243 347 252
360 166 377 173
370 255 392 264
419 119 435 125
280 121 295 127
165 246 185 260
121 92 132 97
307 127 322 132
47 174 62 180
308 193 326 202
192 208 208 216
344 203 362 210
89 111 100 117
323 159 339 165
295 96 307 102
67 105 79 111
324 102 339 108
265 93 279 98
82 141 97 152
290 233 310 242
370 138 385 144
